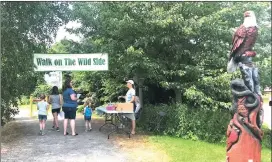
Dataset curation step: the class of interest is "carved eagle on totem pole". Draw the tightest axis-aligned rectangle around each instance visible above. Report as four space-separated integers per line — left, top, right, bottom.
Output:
227 11 258 72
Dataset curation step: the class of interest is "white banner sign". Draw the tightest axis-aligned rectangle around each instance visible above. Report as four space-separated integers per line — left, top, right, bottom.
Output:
34 53 108 71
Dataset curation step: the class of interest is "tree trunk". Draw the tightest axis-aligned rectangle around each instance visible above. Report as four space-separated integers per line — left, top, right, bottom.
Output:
174 89 182 103
139 78 144 108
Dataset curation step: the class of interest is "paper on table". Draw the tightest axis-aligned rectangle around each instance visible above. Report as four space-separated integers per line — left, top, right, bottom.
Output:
77 94 81 99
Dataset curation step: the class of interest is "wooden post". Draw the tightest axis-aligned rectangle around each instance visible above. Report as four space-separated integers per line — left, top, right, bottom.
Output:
30 95 33 117
226 79 263 162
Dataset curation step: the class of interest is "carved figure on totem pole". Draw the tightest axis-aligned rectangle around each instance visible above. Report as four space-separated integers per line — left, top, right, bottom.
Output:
226 11 264 162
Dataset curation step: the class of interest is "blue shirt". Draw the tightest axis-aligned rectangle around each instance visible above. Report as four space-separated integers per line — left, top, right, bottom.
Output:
62 88 78 108
84 106 92 117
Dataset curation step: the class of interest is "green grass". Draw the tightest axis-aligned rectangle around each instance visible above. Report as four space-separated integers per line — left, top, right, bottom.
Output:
149 136 271 162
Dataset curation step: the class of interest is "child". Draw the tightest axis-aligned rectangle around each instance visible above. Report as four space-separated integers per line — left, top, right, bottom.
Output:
37 94 49 135
83 99 93 132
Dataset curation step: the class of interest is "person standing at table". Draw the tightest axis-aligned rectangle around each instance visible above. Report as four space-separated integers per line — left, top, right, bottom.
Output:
118 80 136 135
48 86 62 132
62 79 79 136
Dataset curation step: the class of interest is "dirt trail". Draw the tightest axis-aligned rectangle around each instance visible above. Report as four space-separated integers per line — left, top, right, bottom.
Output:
1 117 129 162
1 111 169 162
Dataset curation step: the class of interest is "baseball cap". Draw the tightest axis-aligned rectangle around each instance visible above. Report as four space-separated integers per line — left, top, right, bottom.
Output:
126 80 134 85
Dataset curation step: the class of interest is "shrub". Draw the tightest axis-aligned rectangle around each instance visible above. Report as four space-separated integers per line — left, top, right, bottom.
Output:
18 95 30 105
1 104 19 125
262 124 271 149
139 103 272 148
32 84 52 98
138 103 231 143
77 105 84 113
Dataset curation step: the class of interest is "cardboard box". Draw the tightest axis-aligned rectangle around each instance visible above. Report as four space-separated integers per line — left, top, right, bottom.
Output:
116 103 133 112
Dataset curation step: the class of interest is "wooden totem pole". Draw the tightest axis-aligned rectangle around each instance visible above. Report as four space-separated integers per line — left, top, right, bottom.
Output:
226 11 264 162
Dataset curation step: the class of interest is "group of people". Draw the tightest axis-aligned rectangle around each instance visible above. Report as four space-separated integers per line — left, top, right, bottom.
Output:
37 79 93 136
36 79 140 136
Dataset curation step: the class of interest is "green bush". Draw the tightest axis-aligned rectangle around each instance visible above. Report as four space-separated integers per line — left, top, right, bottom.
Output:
18 95 30 105
139 103 272 148
77 105 84 113
32 84 52 98
138 103 231 143
262 125 271 149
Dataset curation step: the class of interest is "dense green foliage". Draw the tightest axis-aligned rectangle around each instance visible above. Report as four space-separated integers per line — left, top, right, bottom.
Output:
138 104 231 143
77 105 85 113
18 96 30 105
138 104 271 148
32 84 52 98
262 125 272 149
68 2 271 107
1 2 70 124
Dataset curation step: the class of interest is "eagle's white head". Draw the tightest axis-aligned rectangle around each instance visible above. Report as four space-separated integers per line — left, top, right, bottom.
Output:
243 11 258 28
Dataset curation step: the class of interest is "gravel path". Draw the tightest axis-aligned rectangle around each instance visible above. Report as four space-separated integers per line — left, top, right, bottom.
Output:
1 115 130 162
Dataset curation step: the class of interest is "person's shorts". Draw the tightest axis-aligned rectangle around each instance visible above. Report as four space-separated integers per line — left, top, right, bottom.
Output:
38 115 47 121
84 116 92 121
52 108 61 114
123 113 135 120
62 107 76 119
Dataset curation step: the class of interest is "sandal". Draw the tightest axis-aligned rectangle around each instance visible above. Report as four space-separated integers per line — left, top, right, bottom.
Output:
64 132 69 136
72 133 78 136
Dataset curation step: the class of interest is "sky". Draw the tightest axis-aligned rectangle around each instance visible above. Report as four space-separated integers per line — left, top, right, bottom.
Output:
53 3 82 44
54 21 82 44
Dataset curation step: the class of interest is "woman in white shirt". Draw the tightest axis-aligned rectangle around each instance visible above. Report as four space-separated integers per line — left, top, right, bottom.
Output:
118 80 136 135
